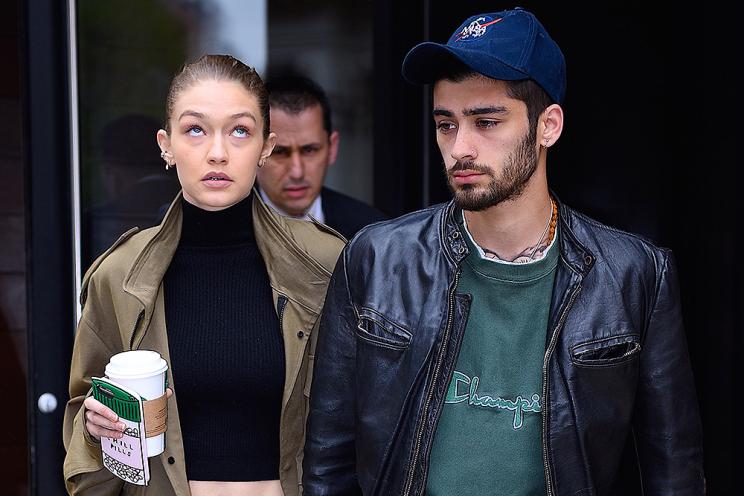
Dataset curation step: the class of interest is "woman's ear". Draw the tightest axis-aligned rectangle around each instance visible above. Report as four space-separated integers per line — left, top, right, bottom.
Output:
540 104 564 148
261 131 277 160
156 129 171 152
156 129 174 168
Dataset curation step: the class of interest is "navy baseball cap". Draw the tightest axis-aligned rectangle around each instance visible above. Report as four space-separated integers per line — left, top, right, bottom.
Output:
402 8 566 104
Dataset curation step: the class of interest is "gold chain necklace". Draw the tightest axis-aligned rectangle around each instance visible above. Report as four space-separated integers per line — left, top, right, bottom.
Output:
481 197 558 262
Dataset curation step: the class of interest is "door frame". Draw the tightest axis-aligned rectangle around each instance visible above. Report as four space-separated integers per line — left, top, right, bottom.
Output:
23 0 75 494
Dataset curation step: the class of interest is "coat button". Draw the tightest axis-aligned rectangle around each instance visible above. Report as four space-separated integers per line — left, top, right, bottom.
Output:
168 456 175 464
583 255 593 265
297 331 305 339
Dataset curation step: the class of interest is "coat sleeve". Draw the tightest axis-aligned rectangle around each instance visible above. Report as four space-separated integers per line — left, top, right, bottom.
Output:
302 249 363 495
633 251 705 495
62 274 125 495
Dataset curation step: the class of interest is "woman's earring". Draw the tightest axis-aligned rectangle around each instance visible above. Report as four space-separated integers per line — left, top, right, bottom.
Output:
258 158 266 168
161 150 172 170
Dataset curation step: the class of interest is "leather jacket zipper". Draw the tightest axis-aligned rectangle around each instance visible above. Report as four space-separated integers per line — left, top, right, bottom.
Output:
402 269 460 496
542 284 582 496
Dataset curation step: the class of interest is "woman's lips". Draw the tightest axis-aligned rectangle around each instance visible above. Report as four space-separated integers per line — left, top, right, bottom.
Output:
202 172 233 189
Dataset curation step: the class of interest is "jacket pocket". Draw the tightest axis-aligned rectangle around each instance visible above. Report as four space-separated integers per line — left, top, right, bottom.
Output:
570 333 641 368
355 307 412 351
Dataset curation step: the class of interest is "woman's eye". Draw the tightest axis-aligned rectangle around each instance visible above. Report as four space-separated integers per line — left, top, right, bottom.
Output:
187 126 205 137
232 126 249 138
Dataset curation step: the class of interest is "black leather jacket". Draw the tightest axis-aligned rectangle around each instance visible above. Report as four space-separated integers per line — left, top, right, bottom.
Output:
303 199 704 496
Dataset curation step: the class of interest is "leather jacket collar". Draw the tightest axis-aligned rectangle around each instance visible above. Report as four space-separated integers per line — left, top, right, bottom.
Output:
439 195 596 277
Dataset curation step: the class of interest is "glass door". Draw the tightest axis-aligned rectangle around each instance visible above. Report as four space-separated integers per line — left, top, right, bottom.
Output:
75 0 269 272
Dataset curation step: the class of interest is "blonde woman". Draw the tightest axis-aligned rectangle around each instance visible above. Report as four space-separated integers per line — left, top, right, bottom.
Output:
63 55 344 496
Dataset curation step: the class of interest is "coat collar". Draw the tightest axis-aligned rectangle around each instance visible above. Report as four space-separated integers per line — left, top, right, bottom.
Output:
251 189 341 316
122 192 182 309
122 189 339 318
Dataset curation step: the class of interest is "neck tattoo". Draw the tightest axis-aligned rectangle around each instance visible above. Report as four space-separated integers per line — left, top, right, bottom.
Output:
481 197 558 263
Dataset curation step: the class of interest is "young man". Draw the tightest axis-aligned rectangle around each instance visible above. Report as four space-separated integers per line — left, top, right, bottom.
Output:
303 8 704 496
257 75 386 239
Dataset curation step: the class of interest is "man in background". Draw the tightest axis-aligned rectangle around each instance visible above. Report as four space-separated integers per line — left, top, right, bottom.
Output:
258 75 386 239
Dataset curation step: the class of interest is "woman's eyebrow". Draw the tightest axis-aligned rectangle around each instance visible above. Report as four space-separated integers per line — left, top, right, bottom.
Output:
178 110 206 120
230 111 257 123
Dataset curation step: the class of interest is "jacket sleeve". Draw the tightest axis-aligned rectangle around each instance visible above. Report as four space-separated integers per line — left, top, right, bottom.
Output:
303 249 363 495
633 251 705 495
62 278 124 495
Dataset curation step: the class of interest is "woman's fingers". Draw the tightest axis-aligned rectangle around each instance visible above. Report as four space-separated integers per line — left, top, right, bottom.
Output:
83 396 125 440
86 410 126 439
82 389 172 440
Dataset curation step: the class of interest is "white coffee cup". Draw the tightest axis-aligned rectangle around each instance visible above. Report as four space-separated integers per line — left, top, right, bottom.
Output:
105 350 168 457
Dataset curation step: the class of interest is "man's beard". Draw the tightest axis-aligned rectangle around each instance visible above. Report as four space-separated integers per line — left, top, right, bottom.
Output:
445 130 538 212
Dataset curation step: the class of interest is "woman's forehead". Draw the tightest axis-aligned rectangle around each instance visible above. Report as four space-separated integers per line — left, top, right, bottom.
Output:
174 79 259 110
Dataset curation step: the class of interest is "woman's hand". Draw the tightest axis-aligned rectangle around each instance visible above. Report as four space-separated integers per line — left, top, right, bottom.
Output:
83 396 125 440
83 388 173 440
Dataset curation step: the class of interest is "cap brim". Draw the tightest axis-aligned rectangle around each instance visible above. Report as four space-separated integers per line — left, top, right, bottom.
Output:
402 42 528 85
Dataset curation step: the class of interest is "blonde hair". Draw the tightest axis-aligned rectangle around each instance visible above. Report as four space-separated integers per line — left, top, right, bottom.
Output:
164 54 270 138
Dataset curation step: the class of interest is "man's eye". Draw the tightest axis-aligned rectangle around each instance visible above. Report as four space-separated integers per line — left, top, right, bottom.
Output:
436 122 455 133
272 148 290 157
476 120 498 129
301 146 319 155
187 126 205 137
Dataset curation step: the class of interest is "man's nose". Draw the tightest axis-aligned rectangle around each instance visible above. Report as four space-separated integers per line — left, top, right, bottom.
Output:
288 151 305 179
450 129 476 163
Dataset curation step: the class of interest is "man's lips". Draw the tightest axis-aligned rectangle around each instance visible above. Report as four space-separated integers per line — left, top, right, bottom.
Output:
451 170 486 184
283 184 310 199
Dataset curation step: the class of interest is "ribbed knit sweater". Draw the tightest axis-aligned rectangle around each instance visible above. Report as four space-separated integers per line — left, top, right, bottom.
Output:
164 194 285 481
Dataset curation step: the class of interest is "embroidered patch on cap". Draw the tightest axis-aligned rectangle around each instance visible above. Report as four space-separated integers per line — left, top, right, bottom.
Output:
455 16 503 42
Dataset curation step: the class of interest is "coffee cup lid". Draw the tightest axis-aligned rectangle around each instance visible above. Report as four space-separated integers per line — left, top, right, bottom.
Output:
105 350 168 379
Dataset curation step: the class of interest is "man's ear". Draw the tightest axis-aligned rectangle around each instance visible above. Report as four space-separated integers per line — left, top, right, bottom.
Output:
328 130 340 166
540 104 564 148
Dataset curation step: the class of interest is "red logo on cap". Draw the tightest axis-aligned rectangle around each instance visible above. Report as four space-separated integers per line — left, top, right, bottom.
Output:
455 17 503 41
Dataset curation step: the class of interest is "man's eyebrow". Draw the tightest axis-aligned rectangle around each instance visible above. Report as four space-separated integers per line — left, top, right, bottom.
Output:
433 108 453 117
432 106 510 117
463 106 509 116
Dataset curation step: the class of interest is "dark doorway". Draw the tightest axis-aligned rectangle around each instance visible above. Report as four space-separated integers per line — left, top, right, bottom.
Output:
0 0 29 492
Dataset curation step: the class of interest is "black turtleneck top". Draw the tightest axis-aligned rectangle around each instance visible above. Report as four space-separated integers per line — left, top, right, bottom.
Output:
164 193 285 481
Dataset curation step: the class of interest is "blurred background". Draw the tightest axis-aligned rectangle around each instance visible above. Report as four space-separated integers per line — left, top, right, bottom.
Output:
2 0 738 494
